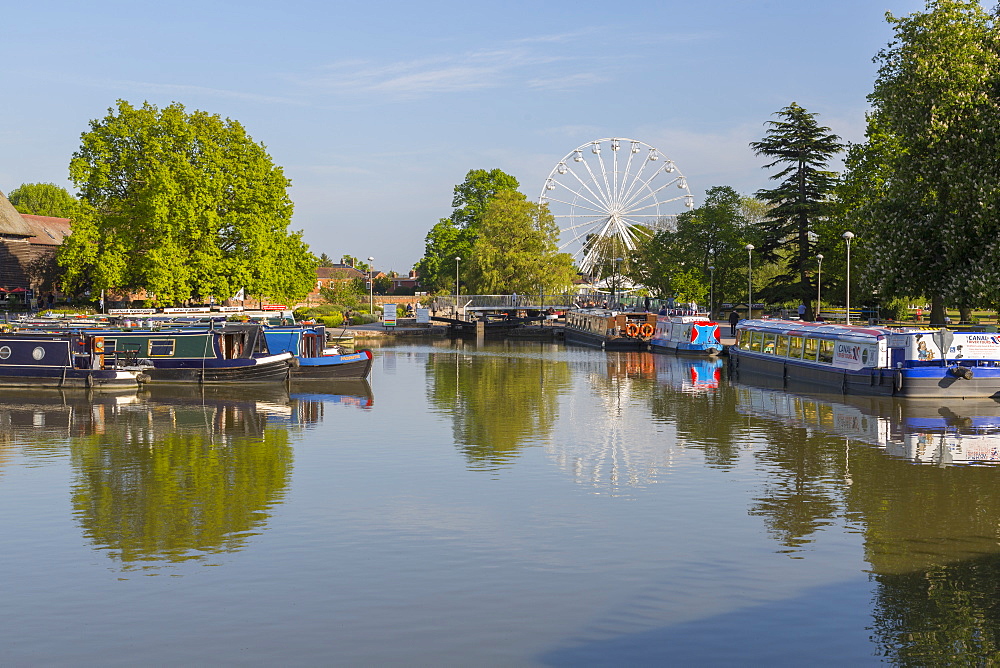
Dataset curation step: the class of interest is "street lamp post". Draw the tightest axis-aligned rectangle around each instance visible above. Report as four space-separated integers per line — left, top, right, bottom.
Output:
842 232 854 325
816 254 824 320
708 265 715 318
368 256 375 317
454 256 461 318
612 257 623 309
745 244 755 319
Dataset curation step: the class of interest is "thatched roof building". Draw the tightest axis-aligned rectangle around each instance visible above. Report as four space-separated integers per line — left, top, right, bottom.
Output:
0 189 71 295
0 189 36 238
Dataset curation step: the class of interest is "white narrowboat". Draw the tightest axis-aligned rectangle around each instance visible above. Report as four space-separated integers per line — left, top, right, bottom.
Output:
730 319 1000 398
649 315 724 356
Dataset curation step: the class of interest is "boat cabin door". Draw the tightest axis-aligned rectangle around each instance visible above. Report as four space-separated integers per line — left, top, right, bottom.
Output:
303 332 322 357
221 332 245 359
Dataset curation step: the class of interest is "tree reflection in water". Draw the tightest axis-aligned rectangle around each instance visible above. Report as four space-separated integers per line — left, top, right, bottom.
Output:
69 386 298 568
427 343 570 471
733 379 1000 661
871 555 1000 663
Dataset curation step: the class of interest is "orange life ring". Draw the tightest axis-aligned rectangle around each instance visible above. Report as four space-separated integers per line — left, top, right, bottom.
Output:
640 323 654 337
625 322 639 337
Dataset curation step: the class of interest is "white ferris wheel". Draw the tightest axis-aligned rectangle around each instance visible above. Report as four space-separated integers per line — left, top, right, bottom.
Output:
538 138 694 275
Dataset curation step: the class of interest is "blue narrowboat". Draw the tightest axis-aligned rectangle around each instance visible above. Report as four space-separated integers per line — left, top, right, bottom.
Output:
0 332 139 389
262 326 373 380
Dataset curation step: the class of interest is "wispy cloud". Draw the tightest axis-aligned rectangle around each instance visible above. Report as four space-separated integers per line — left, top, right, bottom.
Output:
294 33 619 99
527 72 608 91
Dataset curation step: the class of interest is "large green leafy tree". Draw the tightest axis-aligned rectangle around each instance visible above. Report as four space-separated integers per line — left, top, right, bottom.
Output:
750 103 843 310
465 190 577 294
59 100 316 305
7 183 79 217
415 169 519 292
840 1 1000 323
632 186 753 311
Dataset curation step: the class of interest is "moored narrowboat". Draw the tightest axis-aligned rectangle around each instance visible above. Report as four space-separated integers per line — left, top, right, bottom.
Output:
0 332 139 389
563 309 656 350
100 323 292 384
730 319 1000 398
649 315 723 356
262 326 373 380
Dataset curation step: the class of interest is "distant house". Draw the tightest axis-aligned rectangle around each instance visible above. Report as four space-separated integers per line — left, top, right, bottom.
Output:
391 270 420 292
304 264 368 304
316 264 367 289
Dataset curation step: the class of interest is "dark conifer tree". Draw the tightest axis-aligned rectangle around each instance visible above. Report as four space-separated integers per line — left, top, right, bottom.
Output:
750 103 843 310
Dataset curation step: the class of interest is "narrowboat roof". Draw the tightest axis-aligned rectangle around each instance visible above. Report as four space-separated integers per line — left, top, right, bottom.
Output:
737 318 891 343
664 315 717 324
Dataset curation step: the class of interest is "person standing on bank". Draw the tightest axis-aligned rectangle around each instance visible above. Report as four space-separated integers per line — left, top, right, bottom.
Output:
798 303 806 320
729 310 740 337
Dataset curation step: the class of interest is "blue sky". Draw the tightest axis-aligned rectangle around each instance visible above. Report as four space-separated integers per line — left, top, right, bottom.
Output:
2 0 938 273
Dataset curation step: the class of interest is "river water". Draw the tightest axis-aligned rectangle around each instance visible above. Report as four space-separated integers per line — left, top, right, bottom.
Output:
3 340 1000 665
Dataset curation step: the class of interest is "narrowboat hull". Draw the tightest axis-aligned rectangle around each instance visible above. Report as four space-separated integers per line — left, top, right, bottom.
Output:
563 309 654 351
0 367 138 389
291 350 373 380
140 353 293 384
649 340 723 356
563 326 646 351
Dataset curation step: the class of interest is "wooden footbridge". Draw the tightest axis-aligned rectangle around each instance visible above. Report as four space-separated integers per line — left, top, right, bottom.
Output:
431 294 580 314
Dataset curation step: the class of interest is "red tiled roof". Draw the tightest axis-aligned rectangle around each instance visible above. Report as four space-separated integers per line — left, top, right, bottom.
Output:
317 266 365 280
21 215 71 246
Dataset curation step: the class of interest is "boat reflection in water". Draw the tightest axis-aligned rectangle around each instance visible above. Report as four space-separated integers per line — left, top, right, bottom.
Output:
734 377 1000 465
652 354 723 393
606 351 657 380
289 379 374 411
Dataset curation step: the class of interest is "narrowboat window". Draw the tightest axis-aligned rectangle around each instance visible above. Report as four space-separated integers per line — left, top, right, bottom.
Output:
749 331 763 352
148 339 176 357
776 335 790 357
104 339 117 354
803 338 819 361
787 336 803 358
736 329 746 347
818 339 834 364
762 334 777 354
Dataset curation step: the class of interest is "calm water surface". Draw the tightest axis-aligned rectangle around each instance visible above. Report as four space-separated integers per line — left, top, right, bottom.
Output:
3 340 1000 665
